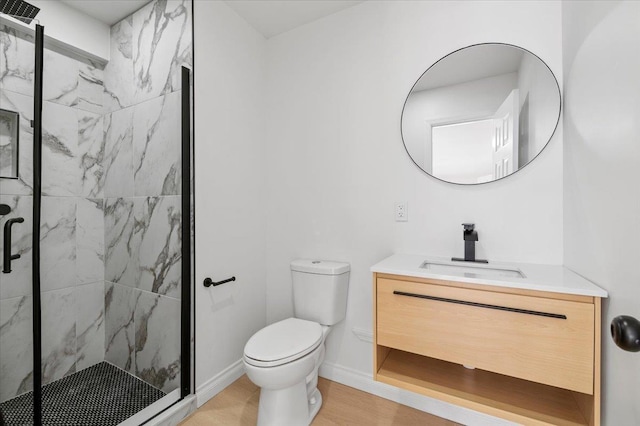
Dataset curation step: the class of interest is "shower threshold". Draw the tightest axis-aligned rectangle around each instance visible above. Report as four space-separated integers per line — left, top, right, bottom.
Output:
0 362 165 426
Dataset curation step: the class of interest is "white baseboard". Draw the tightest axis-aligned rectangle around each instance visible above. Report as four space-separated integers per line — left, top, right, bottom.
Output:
144 395 197 426
319 361 515 426
195 359 245 407
192 358 515 425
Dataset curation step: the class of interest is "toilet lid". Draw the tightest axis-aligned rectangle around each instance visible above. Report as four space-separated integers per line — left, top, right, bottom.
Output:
244 318 323 366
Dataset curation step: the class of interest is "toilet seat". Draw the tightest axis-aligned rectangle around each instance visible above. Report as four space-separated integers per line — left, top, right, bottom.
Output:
244 318 323 368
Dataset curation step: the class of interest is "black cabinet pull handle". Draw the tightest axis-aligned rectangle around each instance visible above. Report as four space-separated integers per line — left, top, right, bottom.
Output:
3 217 24 273
0 204 10 216
204 276 236 287
393 290 567 319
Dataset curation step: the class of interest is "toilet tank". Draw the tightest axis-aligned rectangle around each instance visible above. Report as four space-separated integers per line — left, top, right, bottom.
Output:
290 259 350 326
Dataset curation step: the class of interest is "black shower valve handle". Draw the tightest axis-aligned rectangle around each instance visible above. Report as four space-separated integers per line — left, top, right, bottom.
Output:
3 217 24 273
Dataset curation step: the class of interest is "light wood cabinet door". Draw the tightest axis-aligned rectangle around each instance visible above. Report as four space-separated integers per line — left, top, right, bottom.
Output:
376 277 595 394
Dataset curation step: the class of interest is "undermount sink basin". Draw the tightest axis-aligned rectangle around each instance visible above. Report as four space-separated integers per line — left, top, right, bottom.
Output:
420 261 525 279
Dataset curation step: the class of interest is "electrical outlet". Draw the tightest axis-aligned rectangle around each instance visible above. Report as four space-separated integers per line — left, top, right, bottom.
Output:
395 202 408 222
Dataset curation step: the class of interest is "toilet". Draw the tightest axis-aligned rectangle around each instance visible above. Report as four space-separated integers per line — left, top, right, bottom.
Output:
243 259 350 426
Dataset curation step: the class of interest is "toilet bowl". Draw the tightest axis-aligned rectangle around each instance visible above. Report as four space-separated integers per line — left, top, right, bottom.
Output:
244 318 329 426
242 259 350 426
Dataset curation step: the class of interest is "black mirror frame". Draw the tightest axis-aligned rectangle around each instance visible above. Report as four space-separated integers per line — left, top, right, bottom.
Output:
400 42 562 186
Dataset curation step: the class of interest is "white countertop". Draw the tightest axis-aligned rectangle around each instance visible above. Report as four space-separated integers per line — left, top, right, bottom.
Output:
371 254 608 298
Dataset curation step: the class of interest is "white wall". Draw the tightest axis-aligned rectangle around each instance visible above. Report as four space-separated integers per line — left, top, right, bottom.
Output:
190 2 640 424
193 0 267 388
31 0 110 61
265 0 563 400
562 1 640 424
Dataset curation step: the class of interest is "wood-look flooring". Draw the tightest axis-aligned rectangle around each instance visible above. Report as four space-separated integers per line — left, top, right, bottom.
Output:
180 375 460 426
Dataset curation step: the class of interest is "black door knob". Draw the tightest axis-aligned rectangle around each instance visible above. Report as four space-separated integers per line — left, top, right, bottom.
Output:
611 315 640 352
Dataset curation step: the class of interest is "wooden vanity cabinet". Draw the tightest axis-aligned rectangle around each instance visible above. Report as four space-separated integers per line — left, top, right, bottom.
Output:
373 273 602 426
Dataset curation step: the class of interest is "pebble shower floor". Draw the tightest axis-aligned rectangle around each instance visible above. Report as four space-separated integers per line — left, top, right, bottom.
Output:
0 362 165 425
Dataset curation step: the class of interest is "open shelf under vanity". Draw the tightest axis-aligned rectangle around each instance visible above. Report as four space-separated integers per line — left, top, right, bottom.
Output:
375 348 594 426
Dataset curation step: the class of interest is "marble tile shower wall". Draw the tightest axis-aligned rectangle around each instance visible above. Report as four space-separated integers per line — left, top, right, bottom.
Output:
0 0 191 402
102 0 191 395
0 24 106 403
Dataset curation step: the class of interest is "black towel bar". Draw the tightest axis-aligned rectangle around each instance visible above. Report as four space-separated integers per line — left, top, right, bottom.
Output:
204 276 236 287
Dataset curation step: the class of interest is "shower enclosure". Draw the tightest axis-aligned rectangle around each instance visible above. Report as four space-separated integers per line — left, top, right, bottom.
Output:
0 0 194 424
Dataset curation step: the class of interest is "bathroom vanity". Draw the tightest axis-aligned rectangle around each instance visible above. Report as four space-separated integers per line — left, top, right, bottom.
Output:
371 254 608 426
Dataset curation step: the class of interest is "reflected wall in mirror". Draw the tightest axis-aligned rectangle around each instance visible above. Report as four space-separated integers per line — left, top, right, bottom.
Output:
401 43 561 184
0 108 19 179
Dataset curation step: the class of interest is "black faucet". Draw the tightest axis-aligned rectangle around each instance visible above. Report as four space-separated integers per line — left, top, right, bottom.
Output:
452 223 488 263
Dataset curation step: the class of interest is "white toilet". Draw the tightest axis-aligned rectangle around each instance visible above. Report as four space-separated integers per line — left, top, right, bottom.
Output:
243 259 350 426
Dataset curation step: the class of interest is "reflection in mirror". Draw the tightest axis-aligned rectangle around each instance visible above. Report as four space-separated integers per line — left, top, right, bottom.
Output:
0 108 19 179
401 43 561 184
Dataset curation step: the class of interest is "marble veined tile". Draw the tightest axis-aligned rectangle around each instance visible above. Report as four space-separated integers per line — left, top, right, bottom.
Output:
75 282 105 371
135 292 180 393
132 0 192 104
41 288 76 385
42 101 80 197
43 49 79 107
0 90 34 195
104 17 134 112
40 196 76 293
78 110 105 198
0 25 35 97
105 282 137 373
133 91 181 196
0 195 33 300
135 196 181 298
76 198 104 285
76 62 104 114
104 197 137 287
103 108 134 198
0 295 33 403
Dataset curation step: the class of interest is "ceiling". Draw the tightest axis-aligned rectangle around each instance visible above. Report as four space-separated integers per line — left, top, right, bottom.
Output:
59 0 149 25
59 1 364 36
225 0 365 39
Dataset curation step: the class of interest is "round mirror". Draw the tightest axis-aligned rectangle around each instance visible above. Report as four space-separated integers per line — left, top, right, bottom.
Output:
401 43 561 185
